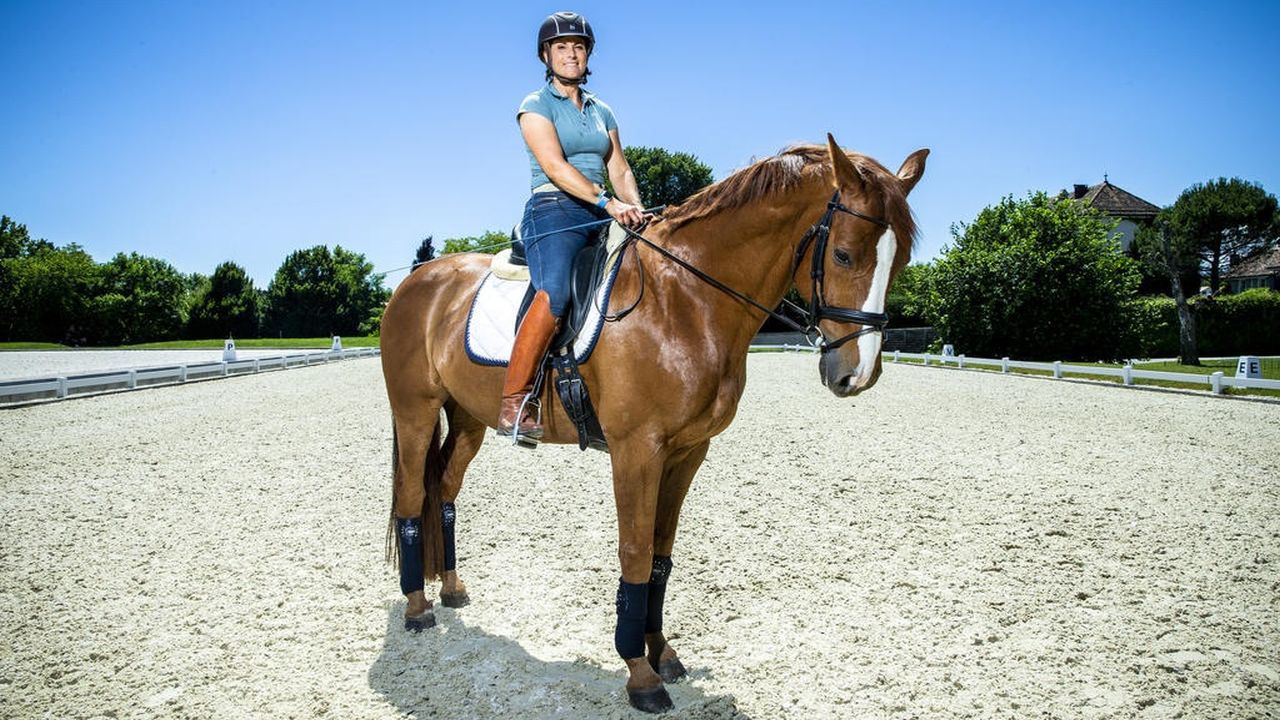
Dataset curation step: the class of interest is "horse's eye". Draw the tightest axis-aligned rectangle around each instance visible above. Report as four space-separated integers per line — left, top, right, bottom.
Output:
832 249 851 266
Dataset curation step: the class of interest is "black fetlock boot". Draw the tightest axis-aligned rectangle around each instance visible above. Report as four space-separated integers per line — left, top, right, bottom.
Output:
645 555 686 683
618 578 672 713
397 517 435 631
439 502 469 608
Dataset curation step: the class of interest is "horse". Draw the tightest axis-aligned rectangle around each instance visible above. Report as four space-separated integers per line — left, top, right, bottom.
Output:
379 134 927 713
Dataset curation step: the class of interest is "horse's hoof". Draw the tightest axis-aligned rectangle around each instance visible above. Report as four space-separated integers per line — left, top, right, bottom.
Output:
657 658 687 683
440 590 470 608
404 611 436 632
627 685 673 714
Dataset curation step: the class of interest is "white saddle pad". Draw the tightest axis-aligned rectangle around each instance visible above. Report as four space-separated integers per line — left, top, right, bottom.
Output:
464 249 625 367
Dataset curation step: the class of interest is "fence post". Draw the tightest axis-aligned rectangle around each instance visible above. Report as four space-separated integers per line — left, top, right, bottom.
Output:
253 358 260 373
893 350 900 363
57 377 68 398
221 362 228 377
1122 364 1133 386
1053 361 1062 379
1210 371 1224 395
128 369 137 389
958 354 966 369
1001 357 1009 374
923 353 930 366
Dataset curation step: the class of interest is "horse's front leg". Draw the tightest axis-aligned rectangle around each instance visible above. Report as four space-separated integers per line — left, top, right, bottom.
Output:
645 441 709 684
611 446 671 713
438 402 487 608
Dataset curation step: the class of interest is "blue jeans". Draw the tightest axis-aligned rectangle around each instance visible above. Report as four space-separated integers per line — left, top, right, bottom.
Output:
520 191 607 316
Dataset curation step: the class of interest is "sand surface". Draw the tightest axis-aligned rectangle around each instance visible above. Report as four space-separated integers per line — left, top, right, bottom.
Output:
2 354 1277 719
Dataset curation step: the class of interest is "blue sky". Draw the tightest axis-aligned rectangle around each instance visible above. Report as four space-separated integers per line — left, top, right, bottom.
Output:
2 1 1278 288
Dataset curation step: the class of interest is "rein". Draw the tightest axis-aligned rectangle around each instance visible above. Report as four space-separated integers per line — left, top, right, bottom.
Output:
616 191 891 352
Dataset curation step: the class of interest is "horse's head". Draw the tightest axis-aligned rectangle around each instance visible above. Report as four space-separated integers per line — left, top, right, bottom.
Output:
807 134 927 397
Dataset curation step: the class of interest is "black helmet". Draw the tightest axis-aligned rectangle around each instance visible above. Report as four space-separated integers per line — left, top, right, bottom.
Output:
537 11 594 58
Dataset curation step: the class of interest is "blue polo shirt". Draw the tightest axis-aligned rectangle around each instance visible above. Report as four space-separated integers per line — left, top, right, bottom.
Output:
517 82 618 190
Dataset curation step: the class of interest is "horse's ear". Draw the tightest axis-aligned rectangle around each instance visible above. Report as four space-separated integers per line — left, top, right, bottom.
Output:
897 148 930 196
826 133 866 193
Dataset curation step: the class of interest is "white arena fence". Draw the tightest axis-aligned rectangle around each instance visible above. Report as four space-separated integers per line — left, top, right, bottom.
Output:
750 344 1278 396
886 350 1280 396
0 348 380 406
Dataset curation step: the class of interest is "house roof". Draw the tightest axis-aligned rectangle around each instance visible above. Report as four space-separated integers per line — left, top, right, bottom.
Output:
1225 245 1280 278
1073 180 1161 220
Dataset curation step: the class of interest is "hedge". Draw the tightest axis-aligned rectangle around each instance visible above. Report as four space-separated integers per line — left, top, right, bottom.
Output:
1125 289 1279 358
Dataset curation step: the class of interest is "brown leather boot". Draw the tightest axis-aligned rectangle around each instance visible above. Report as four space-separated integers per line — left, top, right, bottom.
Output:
497 290 558 439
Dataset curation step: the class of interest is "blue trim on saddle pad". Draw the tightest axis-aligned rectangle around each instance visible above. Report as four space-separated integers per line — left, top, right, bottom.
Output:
464 254 624 367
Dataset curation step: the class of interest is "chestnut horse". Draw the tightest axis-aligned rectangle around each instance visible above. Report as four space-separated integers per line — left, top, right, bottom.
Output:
379 135 927 713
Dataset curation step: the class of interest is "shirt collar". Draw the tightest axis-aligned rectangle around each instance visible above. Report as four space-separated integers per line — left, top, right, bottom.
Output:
545 81 596 105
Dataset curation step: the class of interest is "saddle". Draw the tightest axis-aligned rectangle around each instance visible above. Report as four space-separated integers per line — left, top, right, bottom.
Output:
507 224 613 353
466 222 627 452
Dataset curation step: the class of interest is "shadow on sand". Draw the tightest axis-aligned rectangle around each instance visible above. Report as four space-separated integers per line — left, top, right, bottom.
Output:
367 602 749 719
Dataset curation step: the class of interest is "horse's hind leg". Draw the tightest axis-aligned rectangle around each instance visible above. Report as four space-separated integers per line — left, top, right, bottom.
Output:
437 400 488 608
390 404 446 632
645 441 710 683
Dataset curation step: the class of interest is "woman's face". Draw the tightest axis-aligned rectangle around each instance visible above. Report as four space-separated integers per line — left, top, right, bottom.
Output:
543 37 590 80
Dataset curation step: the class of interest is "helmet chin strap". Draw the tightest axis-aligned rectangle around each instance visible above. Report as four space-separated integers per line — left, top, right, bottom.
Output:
547 65 590 86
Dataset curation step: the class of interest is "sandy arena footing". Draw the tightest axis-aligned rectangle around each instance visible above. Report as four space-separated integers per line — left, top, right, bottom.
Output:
1 354 1277 719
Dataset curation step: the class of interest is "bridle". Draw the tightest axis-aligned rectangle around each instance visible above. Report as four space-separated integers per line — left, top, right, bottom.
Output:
620 190 892 353
791 191 892 351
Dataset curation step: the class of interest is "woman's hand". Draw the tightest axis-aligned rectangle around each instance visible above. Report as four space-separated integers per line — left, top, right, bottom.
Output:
606 198 646 226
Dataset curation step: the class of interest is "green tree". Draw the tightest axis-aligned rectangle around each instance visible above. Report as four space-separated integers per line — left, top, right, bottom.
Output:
264 245 388 337
1134 216 1200 364
87 252 189 344
1 215 37 258
1168 178 1278 293
885 262 933 327
187 261 262 339
1 239 100 343
622 146 714 208
442 230 509 255
922 193 1141 361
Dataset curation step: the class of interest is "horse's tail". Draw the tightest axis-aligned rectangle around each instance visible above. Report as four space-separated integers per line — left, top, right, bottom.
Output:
384 419 447 581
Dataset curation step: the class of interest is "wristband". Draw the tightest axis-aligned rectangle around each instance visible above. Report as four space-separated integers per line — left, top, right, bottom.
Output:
596 190 610 209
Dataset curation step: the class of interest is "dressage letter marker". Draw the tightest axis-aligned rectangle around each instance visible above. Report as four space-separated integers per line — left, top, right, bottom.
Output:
222 338 237 362
1236 356 1261 379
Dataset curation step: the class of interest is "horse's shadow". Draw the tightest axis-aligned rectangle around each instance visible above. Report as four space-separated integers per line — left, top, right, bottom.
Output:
367 602 751 719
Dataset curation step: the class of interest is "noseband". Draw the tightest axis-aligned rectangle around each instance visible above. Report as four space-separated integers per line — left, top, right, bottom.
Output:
621 191 892 353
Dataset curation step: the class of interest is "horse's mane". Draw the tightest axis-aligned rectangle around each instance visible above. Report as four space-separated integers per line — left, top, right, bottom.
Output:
660 145 917 246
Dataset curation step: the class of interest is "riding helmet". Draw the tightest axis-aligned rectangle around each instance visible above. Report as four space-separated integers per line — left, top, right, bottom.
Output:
537 11 594 57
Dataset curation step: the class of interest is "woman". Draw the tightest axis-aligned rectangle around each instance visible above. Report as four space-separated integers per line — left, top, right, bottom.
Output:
498 11 647 441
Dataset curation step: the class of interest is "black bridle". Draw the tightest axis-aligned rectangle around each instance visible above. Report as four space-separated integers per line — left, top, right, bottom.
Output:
621 191 892 352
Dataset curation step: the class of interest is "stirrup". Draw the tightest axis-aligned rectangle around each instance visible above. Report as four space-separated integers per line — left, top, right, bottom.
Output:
497 393 542 449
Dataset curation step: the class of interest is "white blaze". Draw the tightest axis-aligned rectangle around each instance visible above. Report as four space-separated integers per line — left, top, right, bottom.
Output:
855 228 897 384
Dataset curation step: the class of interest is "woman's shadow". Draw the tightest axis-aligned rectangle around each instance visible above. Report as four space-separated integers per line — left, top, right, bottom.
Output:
367 603 750 719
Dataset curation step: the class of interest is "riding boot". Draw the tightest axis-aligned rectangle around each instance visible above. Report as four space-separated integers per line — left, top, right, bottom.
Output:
497 290 558 439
